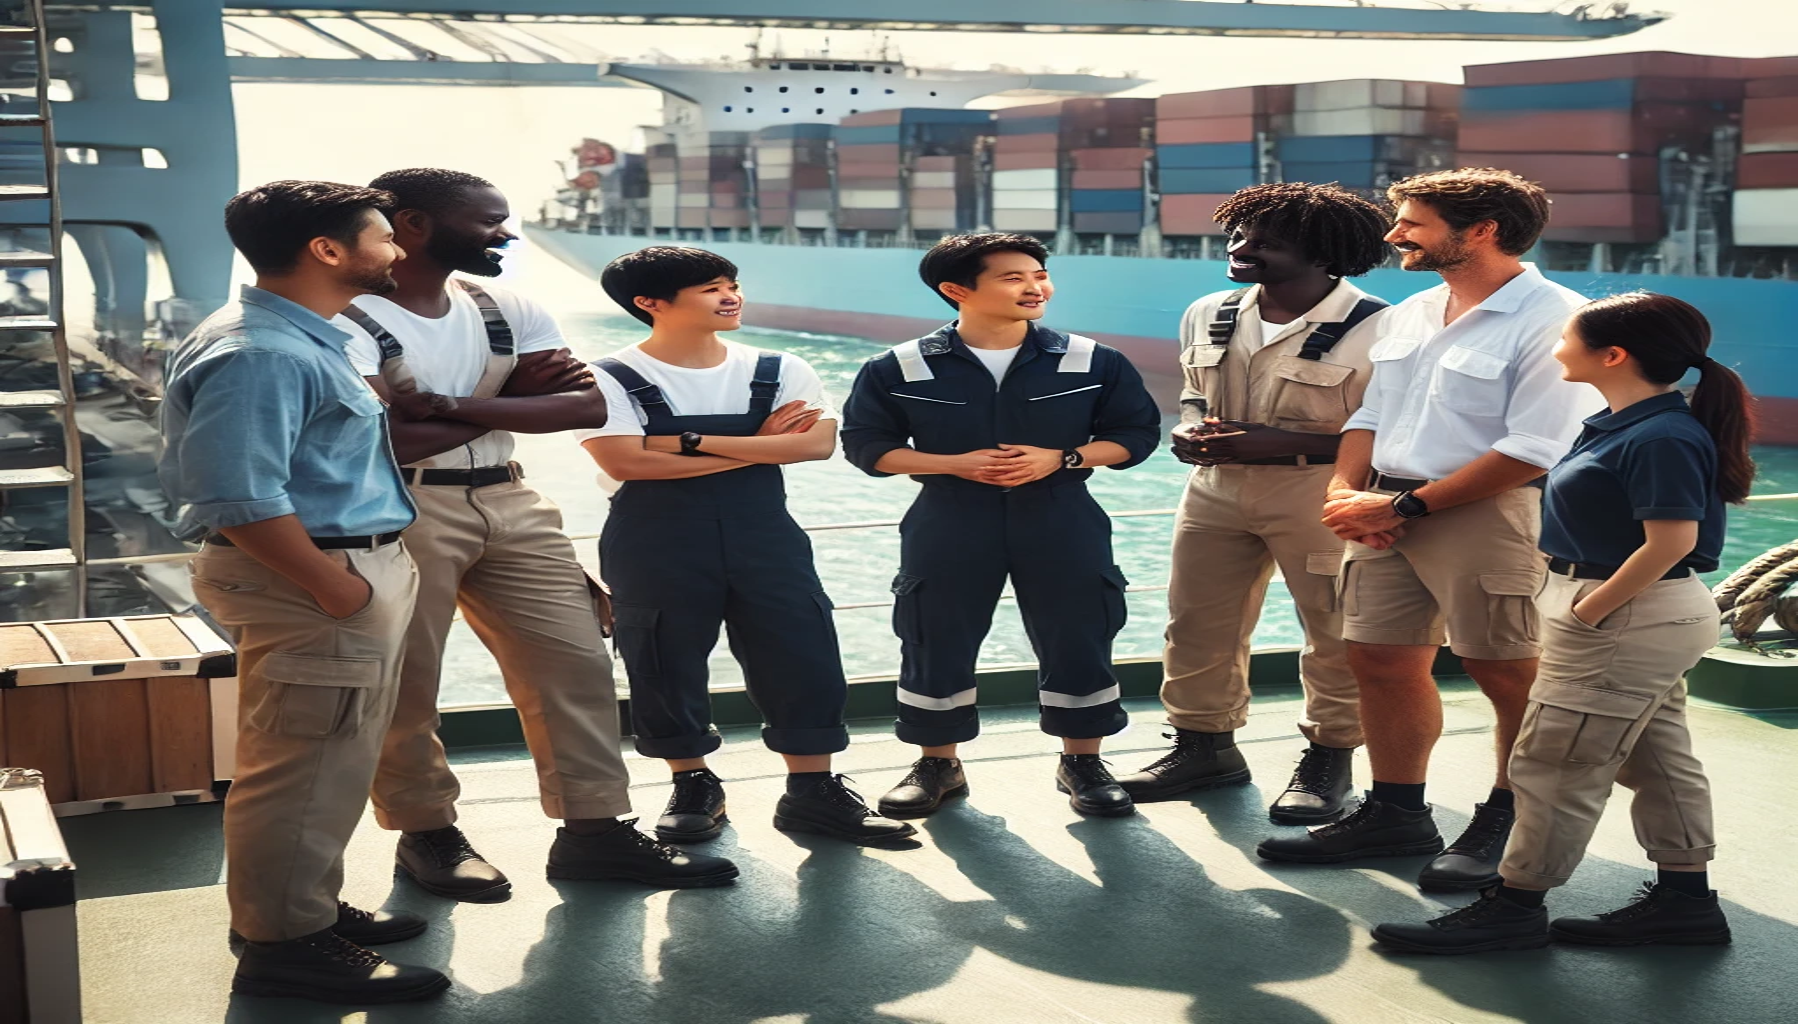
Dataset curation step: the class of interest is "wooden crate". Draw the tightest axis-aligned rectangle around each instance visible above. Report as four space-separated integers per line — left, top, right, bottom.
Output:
0 615 235 811
0 769 80 1023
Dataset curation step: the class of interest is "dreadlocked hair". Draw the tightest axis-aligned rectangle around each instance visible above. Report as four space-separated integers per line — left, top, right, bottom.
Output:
1212 182 1392 278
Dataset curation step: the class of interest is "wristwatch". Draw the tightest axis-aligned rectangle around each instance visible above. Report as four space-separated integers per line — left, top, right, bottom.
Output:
679 431 704 456
1061 448 1085 469
1392 490 1431 520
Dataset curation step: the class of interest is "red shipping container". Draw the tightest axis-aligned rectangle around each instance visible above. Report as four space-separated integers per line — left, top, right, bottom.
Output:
839 109 904 127
1160 193 1232 235
838 176 903 190
1463 52 1743 88
1459 107 1724 155
838 208 905 230
708 194 744 209
995 133 1059 154
1737 152 1798 189
910 189 960 210
916 155 967 172
1072 147 1152 171
1073 169 1144 190
994 151 1059 171
837 143 901 163
837 161 902 180
1747 77 1798 100
778 165 830 189
1427 83 1463 111
709 209 750 229
761 191 793 208
1456 152 1658 194
677 209 708 229
1156 85 1293 120
1547 191 1661 228
1157 116 1260 145
996 100 1063 120
1740 56 1798 79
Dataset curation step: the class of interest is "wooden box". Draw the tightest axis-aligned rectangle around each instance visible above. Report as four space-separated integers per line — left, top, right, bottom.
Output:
0 615 235 812
0 768 80 1023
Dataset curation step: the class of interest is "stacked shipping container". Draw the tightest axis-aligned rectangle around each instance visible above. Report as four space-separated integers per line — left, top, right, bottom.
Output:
1062 97 1156 235
675 131 753 231
835 109 991 233
1277 80 1458 194
1154 86 1291 236
1733 56 1798 247
753 123 833 232
992 101 1067 234
645 137 679 233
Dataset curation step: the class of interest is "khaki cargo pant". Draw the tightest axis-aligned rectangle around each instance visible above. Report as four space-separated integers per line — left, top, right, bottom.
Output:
371 479 631 832
1501 572 1720 889
192 540 417 943
1162 463 1362 748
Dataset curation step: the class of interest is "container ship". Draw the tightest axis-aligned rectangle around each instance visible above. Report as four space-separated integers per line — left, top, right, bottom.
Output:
528 49 1798 443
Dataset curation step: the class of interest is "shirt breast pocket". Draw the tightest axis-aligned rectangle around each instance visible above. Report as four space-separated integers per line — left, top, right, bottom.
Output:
318 387 387 456
1432 344 1511 418
1180 344 1226 401
1270 355 1354 429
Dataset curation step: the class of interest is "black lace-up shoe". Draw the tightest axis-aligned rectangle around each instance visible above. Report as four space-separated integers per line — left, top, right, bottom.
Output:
1372 888 1551 955
1256 795 1443 863
774 774 919 845
395 825 511 903
656 769 729 843
1551 883 1732 947
230 901 427 955
547 820 739 888
1269 745 1355 824
878 757 969 818
1115 730 1250 802
1056 754 1135 817
232 927 450 1004
1418 802 1514 892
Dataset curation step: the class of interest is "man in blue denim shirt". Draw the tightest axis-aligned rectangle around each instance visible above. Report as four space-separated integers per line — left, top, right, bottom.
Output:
159 181 446 1005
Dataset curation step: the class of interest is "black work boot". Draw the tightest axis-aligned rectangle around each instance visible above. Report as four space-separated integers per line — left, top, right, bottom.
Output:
1055 754 1135 817
877 757 969 819
1256 795 1443 863
1115 729 1250 802
1268 744 1355 824
230 901 427 954
656 768 729 843
1551 883 1732 947
395 825 511 903
547 820 739 888
1418 802 1515 892
232 927 450 1004
775 774 919 845
1372 888 1551 955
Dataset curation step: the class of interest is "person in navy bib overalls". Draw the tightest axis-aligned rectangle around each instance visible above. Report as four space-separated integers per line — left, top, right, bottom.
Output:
579 246 915 847
841 233 1161 818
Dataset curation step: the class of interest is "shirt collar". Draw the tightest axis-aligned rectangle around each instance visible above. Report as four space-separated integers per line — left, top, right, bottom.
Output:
922 320 1064 356
239 284 354 348
1240 278 1367 326
1468 263 1548 315
1583 390 1689 432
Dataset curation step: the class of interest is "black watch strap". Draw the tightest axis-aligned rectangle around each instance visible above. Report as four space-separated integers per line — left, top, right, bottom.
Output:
1392 490 1430 519
679 431 703 456
1061 448 1085 469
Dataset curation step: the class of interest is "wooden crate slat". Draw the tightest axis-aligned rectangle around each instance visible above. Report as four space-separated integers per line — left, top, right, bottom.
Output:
68 680 153 802
45 621 134 663
2 688 74 803
146 677 213 793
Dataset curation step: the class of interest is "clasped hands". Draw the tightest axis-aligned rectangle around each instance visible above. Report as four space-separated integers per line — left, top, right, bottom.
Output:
945 444 1065 488
1322 486 1406 551
385 348 595 421
1169 419 1287 466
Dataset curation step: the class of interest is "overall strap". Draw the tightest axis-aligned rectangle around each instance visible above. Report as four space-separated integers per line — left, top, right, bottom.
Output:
1206 288 1252 348
1058 333 1098 374
341 303 418 394
892 338 934 382
596 358 671 417
1298 296 1390 361
747 350 783 417
453 279 516 357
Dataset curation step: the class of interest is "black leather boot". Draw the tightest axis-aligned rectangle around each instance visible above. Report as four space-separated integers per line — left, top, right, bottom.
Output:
877 757 969 818
547 820 739 888
232 927 450 1004
1256 795 1443 863
1114 729 1250 802
1056 754 1135 817
656 768 729 843
1372 888 1551 955
1269 744 1355 824
1417 802 1514 892
775 774 919 845
230 901 427 954
1551 883 1732 946
396 825 511 903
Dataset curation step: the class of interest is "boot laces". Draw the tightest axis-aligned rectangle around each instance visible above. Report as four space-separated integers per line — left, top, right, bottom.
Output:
666 771 720 816
1062 756 1119 788
1433 889 1511 928
413 825 481 869
1141 733 1205 775
1287 747 1340 795
1602 883 1670 921
304 930 386 969
617 824 682 863
1311 799 1379 838
817 774 875 815
897 758 953 789
1444 806 1512 857
336 901 374 925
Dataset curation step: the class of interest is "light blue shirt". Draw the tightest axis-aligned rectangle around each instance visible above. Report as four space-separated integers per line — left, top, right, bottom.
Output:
158 285 415 541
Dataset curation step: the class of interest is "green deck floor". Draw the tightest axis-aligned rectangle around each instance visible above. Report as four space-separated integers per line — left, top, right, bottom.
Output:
61 684 1798 1024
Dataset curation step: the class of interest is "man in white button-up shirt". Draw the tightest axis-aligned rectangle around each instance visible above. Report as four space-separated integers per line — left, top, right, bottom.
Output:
1256 169 1599 895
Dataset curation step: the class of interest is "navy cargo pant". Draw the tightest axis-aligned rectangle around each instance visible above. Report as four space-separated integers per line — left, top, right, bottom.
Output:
891 477 1130 746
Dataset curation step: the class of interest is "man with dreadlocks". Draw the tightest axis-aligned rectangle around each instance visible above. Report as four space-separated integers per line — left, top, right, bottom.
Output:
1117 182 1392 824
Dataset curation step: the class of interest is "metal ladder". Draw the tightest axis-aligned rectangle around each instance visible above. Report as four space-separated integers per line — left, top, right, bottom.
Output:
0 0 83 592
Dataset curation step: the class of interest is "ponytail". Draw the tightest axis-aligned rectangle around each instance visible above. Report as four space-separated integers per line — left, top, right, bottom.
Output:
1571 292 1757 503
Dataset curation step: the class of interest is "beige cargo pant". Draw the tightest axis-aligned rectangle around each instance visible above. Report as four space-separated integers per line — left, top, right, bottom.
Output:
371 479 631 832
192 540 417 943
1501 572 1720 889
1162 463 1363 748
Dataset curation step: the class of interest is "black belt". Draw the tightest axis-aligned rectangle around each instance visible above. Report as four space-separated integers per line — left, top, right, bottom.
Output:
1371 472 1427 492
1238 454 1335 466
1547 557 1694 582
401 465 521 487
206 531 403 550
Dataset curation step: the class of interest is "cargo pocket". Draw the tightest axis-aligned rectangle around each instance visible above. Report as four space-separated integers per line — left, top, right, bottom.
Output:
611 604 661 678
1479 570 1543 648
1271 356 1355 430
1519 681 1654 766
891 574 924 645
1306 551 1344 613
1100 565 1130 635
251 651 380 739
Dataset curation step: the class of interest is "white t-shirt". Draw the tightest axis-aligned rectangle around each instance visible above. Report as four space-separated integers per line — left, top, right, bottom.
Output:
576 340 835 442
336 279 564 469
968 344 1021 389
1252 317 1292 353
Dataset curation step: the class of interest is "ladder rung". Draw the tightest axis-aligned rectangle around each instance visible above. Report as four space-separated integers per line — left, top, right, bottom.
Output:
0 315 57 331
0 184 50 201
0 114 47 128
0 548 76 572
0 250 52 268
0 390 63 410
0 466 73 488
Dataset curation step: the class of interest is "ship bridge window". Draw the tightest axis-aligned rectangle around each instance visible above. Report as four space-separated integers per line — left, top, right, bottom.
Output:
724 105 733 112
833 63 856 71
884 67 894 74
790 62 812 70
782 107 790 113
814 87 824 94
747 107 755 113
850 88 860 95
744 86 753 92
815 108 824 115
779 86 789 93
885 89 895 95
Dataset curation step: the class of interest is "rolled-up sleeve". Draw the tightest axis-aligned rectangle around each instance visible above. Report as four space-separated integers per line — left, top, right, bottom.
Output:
1625 437 1711 520
164 349 311 529
1341 380 1383 434
1093 351 1161 470
840 359 911 477
1492 322 1598 470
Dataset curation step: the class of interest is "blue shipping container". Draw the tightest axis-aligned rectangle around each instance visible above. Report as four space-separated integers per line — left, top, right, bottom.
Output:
1070 189 1144 213
1158 167 1259 194
757 123 835 141
896 108 995 125
1157 142 1257 170
1276 135 1388 164
998 116 1062 136
1462 77 1637 114
834 125 902 145
1280 161 1381 188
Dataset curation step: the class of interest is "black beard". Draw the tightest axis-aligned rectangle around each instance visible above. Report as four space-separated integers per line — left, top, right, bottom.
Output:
428 234 504 278
351 269 398 295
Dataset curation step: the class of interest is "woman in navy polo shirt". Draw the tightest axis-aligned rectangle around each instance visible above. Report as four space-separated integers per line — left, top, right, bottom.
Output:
1373 291 1755 955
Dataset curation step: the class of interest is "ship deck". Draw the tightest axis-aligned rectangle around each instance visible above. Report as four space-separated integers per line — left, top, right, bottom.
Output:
64 681 1798 1024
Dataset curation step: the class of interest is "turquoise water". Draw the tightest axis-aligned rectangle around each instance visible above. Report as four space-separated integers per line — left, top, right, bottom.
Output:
436 264 1798 705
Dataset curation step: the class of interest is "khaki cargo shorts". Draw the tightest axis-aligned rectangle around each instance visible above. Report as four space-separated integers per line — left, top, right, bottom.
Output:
1340 486 1545 661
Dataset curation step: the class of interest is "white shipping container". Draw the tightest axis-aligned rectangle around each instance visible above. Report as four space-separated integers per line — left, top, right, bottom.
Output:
678 192 709 208
913 209 961 230
912 171 959 190
992 209 1059 232
1733 188 1798 246
794 209 831 229
756 150 794 167
991 188 1059 211
1289 108 1427 137
1744 141 1798 155
840 189 904 208
1294 79 1413 113
992 168 1059 191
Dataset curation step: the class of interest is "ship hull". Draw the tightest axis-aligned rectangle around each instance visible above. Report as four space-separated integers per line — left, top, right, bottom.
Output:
526 227 1798 444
